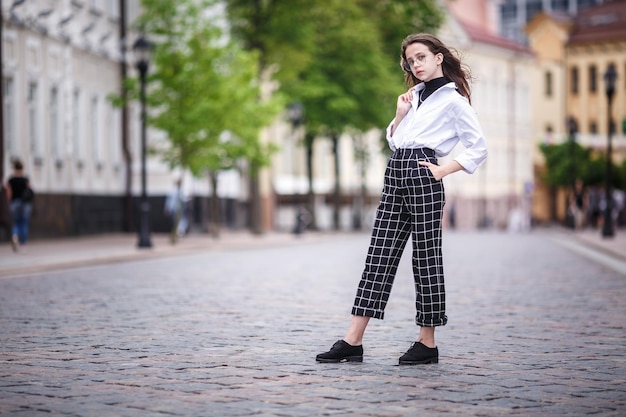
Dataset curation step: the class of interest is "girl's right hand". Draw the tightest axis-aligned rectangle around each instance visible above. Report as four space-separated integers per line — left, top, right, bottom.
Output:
396 90 413 119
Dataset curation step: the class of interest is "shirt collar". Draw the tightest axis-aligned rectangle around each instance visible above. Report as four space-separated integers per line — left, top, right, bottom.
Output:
413 81 457 92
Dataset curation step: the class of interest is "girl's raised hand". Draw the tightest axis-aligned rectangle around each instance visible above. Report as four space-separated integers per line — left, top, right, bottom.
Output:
396 91 413 119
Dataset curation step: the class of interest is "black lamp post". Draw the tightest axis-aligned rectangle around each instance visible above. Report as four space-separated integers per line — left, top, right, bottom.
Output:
133 35 153 248
602 63 617 238
567 117 577 229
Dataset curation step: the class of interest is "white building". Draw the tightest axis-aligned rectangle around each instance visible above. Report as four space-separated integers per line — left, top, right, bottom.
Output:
1 0 215 237
440 0 536 230
1 0 538 238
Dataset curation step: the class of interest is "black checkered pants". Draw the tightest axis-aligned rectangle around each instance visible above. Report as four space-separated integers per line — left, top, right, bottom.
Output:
352 148 447 327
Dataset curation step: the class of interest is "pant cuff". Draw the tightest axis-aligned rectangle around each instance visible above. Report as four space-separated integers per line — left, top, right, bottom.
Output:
352 307 384 320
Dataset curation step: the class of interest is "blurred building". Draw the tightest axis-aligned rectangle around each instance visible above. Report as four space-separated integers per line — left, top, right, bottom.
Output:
440 0 535 230
268 115 387 233
11 1 619 238
0 0 228 238
497 0 603 43
526 0 626 223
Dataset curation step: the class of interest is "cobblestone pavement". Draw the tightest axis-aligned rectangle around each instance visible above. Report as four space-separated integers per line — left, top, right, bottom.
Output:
1 230 625 416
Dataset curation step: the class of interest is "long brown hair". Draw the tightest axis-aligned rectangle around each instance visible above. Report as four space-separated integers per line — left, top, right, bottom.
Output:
400 33 472 104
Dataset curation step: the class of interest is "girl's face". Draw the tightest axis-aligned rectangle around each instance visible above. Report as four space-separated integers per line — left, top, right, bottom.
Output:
404 42 443 83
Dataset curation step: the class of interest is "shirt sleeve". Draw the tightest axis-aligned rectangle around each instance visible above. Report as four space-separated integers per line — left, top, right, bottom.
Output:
452 103 488 174
385 120 397 152
385 106 415 152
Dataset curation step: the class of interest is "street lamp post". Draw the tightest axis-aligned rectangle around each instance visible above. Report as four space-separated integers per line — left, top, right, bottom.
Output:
567 117 577 229
133 35 153 248
602 64 617 238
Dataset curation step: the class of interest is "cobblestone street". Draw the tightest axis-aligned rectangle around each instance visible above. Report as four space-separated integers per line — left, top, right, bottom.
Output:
1 230 625 416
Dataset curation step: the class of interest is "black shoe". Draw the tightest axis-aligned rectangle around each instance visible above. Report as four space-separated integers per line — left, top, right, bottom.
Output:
399 342 439 365
316 340 363 363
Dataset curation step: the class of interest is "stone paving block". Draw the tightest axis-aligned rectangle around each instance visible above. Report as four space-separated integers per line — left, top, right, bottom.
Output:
1 232 624 416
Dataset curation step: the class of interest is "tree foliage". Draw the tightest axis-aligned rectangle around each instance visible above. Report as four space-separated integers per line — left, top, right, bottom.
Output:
224 0 444 137
539 142 625 189
225 0 317 95
132 0 282 177
224 0 444 229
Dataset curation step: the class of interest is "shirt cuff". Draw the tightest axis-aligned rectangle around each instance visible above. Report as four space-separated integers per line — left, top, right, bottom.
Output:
386 120 397 151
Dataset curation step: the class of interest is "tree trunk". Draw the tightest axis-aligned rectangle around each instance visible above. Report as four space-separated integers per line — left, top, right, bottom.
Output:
119 0 133 232
305 132 317 230
332 134 340 230
353 134 367 231
249 162 263 235
209 171 220 238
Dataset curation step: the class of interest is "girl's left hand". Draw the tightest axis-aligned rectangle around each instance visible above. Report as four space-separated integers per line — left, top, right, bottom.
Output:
418 161 444 181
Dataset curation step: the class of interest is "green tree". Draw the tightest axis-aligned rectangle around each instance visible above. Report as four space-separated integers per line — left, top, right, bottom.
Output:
539 142 622 188
539 142 625 223
539 142 591 188
295 0 395 229
225 0 318 233
225 0 443 230
130 0 281 236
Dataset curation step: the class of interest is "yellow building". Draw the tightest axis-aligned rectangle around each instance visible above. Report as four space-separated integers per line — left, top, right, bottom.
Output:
526 0 626 224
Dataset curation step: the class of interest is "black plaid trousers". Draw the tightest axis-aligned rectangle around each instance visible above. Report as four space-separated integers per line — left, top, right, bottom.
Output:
352 147 448 327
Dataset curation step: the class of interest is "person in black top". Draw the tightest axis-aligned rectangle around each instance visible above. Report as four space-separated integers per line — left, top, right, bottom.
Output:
6 159 33 250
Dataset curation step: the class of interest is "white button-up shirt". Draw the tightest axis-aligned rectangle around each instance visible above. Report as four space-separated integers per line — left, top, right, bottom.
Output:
386 82 488 174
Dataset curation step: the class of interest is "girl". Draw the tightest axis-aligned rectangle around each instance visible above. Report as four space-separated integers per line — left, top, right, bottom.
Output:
317 33 487 365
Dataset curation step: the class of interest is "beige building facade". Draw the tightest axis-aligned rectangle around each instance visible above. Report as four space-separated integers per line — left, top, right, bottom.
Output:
439 0 536 230
526 1 626 223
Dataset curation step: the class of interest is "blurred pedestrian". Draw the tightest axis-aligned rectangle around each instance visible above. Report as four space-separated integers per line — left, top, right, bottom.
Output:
588 187 602 229
612 189 624 228
293 205 311 236
316 33 487 365
6 159 34 251
164 179 188 244
569 179 587 230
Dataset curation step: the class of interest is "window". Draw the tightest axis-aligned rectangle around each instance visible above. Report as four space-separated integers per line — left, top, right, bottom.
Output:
27 82 40 155
50 87 61 162
570 66 579 95
106 0 119 19
579 0 599 8
545 71 553 97
526 0 543 21
91 95 102 166
3 77 15 156
589 65 597 93
109 105 121 168
589 121 597 134
73 88 83 164
500 2 517 20
551 0 568 12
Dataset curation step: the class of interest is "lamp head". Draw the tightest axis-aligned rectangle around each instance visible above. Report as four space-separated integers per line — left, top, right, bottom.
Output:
604 63 617 98
133 35 153 73
287 102 304 127
567 116 578 136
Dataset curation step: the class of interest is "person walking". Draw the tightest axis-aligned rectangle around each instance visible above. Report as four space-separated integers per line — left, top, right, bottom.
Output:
164 179 188 244
316 33 487 365
570 179 588 230
6 159 34 251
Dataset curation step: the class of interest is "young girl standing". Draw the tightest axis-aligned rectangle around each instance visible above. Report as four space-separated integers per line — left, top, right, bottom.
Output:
317 33 488 365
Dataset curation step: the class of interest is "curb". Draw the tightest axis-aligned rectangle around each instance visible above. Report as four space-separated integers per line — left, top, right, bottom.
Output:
0 231 357 278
